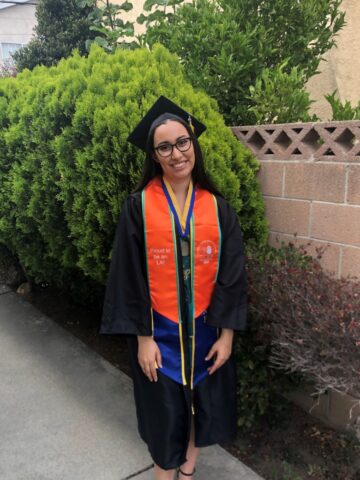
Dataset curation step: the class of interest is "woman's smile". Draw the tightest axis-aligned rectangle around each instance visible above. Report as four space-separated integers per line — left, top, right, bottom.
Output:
171 160 189 170
153 120 195 183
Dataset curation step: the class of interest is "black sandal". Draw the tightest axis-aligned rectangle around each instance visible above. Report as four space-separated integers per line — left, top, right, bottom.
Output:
177 467 196 477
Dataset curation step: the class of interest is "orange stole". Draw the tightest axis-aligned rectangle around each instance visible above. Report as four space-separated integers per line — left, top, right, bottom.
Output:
192 188 220 318
143 178 180 324
143 177 220 325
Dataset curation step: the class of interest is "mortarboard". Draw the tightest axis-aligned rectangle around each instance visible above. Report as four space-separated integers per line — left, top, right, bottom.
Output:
127 95 207 152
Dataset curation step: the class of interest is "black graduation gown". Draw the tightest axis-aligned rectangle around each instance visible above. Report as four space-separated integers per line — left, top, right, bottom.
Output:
100 191 247 470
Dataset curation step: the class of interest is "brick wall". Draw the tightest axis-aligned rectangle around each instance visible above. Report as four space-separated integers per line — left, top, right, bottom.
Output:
232 121 360 279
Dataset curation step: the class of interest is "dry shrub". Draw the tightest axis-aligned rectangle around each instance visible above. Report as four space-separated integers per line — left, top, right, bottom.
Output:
247 243 360 398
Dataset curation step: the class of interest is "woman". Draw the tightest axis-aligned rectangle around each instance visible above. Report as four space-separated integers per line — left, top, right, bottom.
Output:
101 96 247 480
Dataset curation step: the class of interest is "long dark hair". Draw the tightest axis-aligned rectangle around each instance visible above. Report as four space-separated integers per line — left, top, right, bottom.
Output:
133 113 222 196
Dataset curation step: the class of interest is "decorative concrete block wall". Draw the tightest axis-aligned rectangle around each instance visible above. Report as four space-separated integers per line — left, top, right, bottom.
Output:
232 121 360 279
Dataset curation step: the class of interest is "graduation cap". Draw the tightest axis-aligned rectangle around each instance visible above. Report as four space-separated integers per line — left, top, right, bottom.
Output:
127 95 207 152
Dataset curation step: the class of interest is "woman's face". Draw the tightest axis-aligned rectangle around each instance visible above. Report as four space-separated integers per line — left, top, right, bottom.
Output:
153 120 195 184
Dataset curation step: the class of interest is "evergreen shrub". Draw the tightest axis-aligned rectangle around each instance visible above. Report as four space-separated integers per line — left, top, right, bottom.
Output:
13 0 97 72
0 44 267 295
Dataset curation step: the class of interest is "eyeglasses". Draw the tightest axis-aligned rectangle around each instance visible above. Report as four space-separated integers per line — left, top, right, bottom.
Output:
154 137 192 158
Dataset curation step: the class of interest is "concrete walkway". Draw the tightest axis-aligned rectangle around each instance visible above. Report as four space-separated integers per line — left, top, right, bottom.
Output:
0 285 263 480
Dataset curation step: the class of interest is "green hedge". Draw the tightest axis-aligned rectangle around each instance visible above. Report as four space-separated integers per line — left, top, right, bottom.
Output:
0 44 267 292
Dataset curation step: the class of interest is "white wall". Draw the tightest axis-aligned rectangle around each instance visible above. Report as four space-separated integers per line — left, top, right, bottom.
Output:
0 3 37 63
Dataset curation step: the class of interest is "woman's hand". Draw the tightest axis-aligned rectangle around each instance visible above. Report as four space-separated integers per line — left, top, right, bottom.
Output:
137 336 162 382
205 328 234 375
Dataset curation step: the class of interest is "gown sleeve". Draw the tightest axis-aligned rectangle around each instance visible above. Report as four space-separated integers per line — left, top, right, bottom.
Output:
100 193 153 336
206 196 248 331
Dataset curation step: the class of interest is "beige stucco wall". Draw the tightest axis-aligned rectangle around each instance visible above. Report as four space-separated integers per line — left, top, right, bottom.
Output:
306 0 360 120
124 0 146 21
0 3 37 63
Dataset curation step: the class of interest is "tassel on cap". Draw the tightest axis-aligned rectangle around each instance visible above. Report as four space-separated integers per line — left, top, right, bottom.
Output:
188 114 195 133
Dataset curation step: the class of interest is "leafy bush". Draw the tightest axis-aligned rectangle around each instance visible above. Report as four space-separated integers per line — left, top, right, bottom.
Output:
234 331 291 430
77 0 137 52
326 90 360 120
249 62 319 124
0 44 267 296
233 244 302 430
139 0 345 125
